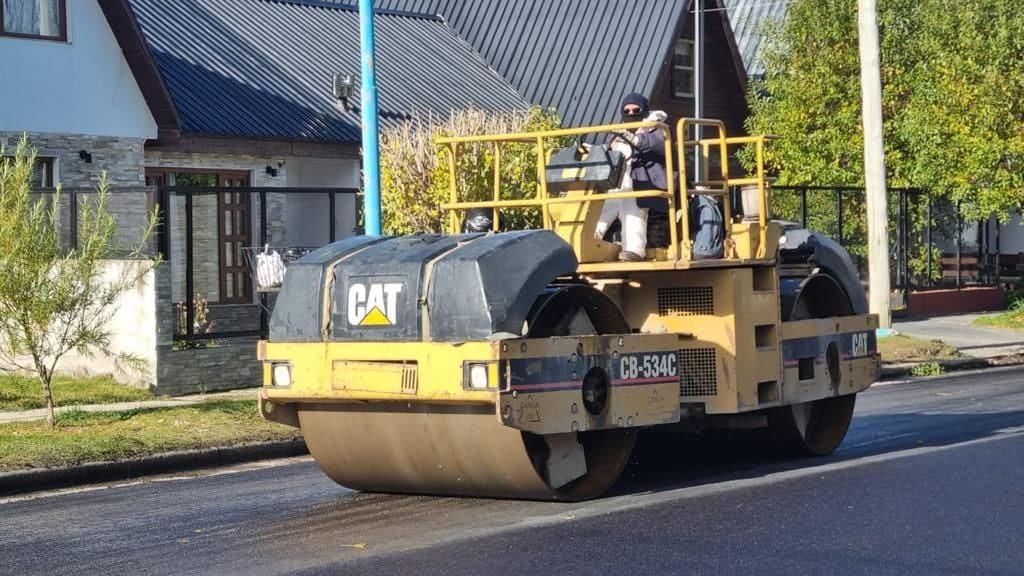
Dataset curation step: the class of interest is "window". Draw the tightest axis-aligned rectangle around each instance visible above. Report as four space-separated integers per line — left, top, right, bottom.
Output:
672 38 695 98
1 0 67 41
2 155 54 187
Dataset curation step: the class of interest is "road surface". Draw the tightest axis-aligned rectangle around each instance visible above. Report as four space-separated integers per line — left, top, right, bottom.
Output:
3 367 1024 576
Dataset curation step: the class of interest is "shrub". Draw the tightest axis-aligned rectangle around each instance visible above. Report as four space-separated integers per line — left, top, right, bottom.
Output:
380 106 566 234
910 361 945 377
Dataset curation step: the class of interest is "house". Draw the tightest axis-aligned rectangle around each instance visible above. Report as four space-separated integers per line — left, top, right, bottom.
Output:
1 0 765 394
339 0 754 138
1 0 527 393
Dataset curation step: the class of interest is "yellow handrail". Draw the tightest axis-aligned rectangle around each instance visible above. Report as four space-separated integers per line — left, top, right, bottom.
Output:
676 118 731 260
438 121 677 251
436 117 775 263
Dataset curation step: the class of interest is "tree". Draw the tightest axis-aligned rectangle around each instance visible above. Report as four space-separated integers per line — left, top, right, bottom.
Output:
749 0 1024 208
380 106 566 234
745 0 1024 282
0 138 161 426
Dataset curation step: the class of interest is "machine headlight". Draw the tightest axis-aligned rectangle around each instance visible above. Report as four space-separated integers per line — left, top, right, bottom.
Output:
468 364 489 389
272 363 292 387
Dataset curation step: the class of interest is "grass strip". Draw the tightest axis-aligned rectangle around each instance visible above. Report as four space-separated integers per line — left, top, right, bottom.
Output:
878 334 961 364
0 399 298 471
973 311 1024 331
0 375 155 411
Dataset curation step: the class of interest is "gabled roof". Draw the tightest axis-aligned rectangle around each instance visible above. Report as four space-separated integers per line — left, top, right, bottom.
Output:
330 0 688 128
123 0 527 144
98 0 180 139
722 0 790 79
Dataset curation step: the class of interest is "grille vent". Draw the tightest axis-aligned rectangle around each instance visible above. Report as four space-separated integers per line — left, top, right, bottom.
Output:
678 348 718 397
658 286 714 316
401 364 419 394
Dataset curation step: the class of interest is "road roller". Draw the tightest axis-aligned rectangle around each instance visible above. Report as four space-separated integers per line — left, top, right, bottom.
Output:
256 117 880 501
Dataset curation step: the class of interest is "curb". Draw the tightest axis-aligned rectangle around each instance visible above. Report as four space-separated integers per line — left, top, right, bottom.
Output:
0 438 309 497
880 354 1024 380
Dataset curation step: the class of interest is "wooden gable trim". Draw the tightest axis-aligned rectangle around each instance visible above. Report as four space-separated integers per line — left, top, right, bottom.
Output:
145 134 362 160
711 0 751 94
97 0 181 137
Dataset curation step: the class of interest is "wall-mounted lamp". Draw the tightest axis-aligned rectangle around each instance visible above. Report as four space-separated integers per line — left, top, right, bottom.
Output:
265 165 278 177
333 72 355 111
78 149 92 163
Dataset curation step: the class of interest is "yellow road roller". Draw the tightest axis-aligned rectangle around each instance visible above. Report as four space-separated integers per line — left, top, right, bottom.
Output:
256 118 880 501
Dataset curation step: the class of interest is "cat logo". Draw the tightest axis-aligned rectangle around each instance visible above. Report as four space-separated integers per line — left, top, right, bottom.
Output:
347 282 403 327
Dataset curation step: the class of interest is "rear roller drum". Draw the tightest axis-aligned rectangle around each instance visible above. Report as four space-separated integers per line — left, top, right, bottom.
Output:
771 273 859 456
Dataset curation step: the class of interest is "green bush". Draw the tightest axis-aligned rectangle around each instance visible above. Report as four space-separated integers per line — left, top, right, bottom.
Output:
910 361 945 377
380 106 566 235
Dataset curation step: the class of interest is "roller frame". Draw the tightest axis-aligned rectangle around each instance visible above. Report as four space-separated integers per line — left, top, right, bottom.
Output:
257 332 683 435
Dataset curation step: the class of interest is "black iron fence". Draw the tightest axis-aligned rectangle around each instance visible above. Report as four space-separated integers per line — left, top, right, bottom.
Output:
771 185 1004 290
156 186 360 343
27 186 160 256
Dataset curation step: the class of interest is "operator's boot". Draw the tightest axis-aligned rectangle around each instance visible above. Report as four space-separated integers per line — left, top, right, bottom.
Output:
619 199 648 261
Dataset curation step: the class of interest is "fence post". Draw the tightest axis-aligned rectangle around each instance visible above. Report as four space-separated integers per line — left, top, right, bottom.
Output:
996 218 1002 285
329 190 337 243
926 194 932 286
185 190 195 339
801 187 808 228
158 186 170 259
69 188 78 252
835 189 843 244
259 189 269 338
956 201 962 289
901 190 908 290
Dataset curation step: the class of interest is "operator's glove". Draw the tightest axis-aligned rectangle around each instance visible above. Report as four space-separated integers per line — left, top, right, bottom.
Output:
612 130 638 146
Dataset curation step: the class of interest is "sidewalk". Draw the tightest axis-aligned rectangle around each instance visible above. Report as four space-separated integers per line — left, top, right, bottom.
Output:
0 388 256 425
894 313 1024 360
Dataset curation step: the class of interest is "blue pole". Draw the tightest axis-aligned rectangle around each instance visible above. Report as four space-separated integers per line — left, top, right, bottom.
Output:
359 0 381 235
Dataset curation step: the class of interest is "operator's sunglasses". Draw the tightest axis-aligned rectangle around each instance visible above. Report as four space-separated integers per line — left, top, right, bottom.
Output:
622 106 643 114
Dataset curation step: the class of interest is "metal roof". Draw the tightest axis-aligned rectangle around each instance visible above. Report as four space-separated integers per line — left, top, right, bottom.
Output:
127 0 528 143
328 0 687 128
721 0 790 78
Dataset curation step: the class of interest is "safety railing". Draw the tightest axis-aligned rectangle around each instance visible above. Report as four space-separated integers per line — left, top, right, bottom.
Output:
436 120 680 260
675 119 777 260
437 119 777 263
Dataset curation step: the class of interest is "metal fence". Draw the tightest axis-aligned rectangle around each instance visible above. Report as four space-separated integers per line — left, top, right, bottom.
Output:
769 186 1002 290
156 186 360 343
27 186 160 256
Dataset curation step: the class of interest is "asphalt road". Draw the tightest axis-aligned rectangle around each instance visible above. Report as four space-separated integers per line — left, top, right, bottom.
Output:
3 367 1024 576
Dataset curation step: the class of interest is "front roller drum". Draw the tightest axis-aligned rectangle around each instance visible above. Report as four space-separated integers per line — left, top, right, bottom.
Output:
298 284 645 501
298 404 635 501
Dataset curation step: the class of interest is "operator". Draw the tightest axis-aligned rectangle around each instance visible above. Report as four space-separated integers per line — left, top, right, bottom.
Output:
595 92 670 261
597 92 724 261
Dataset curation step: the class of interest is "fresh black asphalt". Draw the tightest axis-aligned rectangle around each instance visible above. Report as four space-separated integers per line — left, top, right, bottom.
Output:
3 367 1024 576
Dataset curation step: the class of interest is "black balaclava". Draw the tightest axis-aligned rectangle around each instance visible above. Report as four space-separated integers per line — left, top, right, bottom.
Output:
620 92 650 123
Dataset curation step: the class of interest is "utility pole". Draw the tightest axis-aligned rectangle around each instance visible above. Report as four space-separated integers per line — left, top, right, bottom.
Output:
359 0 381 236
693 0 705 181
857 0 891 329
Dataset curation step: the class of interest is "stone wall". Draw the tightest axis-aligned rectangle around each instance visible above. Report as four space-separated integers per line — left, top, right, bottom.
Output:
155 339 261 396
152 263 264 395
1 131 146 187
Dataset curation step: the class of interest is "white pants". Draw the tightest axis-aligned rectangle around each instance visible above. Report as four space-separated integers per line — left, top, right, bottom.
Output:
594 139 647 255
595 198 647 256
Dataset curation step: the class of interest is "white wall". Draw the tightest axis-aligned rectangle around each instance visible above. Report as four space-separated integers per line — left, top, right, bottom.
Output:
994 213 1024 255
5 261 158 387
0 0 157 139
284 157 360 246
933 212 1024 255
